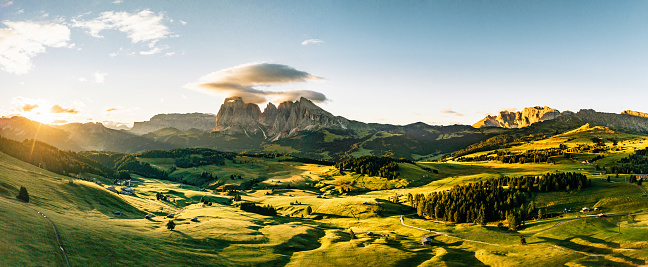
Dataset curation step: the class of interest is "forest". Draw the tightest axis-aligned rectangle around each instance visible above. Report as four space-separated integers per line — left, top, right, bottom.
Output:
409 172 590 229
334 155 399 179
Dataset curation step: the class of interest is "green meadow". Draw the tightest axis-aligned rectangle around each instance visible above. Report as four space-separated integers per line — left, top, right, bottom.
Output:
2 127 648 266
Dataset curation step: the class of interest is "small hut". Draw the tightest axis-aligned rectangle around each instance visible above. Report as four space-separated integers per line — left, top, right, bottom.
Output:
114 211 121 215
421 237 433 245
145 214 154 219
167 214 175 218
367 232 375 237
191 217 199 222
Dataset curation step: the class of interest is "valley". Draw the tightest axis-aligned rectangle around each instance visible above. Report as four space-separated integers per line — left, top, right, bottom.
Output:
2 117 648 266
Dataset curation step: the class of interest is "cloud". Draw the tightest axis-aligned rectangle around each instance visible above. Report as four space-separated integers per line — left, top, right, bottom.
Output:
78 77 87 82
106 107 119 112
184 62 326 104
51 104 80 114
21 104 39 112
301 39 324 46
179 20 187 25
499 107 518 113
94 72 107 83
140 47 162 55
72 10 171 54
0 21 71 74
441 109 464 117
0 0 13 8
112 0 123 3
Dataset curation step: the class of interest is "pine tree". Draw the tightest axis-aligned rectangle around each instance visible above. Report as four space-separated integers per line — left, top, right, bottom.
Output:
166 220 176 230
477 206 487 226
17 186 29 203
306 206 313 215
349 229 356 239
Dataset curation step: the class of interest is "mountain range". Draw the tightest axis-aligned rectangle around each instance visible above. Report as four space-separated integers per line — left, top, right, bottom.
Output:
2 99 648 161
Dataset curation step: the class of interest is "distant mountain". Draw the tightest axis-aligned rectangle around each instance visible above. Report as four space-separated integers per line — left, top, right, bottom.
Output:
215 96 353 140
474 106 648 135
473 106 570 128
130 113 217 135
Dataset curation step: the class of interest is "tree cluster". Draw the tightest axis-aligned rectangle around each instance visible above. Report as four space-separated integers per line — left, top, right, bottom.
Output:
239 202 277 216
0 136 114 178
334 156 399 179
456 148 565 164
410 172 590 228
612 148 648 174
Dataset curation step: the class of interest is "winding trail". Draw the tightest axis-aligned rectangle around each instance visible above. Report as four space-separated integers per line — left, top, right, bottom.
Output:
22 204 71 267
631 183 648 196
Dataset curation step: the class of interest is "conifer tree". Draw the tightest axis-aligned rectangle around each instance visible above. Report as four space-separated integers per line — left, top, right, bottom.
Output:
166 220 176 230
17 186 29 203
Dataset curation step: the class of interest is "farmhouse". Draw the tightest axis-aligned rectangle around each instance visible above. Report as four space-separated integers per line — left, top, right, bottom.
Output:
167 214 175 218
421 237 433 245
114 211 121 215
635 174 648 180
581 207 590 213
145 214 154 219
191 217 199 222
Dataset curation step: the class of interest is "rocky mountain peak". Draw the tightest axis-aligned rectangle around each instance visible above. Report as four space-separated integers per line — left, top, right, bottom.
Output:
473 106 564 128
213 97 349 139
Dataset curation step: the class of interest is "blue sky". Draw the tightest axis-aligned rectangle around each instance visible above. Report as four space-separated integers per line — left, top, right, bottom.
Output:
1 0 648 128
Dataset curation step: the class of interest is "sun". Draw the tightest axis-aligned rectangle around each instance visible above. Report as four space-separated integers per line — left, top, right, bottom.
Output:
24 111 60 125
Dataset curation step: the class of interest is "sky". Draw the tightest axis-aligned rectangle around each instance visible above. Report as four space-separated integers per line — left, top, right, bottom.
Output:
1 0 648 128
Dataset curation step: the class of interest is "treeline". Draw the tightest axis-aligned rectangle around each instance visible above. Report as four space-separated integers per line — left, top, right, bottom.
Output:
239 202 277 216
137 148 236 168
442 134 514 161
80 151 168 179
611 148 648 174
279 156 335 166
0 136 114 178
410 172 590 228
334 155 399 179
456 148 565 164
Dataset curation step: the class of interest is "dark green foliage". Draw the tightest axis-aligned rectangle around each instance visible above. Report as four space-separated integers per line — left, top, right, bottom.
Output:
0 136 114 178
520 236 527 245
118 170 131 180
16 186 29 202
349 229 356 239
335 156 399 179
278 156 335 166
412 172 589 224
166 220 176 230
306 206 312 215
612 148 648 174
239 202 277 216
456 147 565 164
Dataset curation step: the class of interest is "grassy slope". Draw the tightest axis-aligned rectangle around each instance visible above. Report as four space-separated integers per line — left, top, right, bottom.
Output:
3 125 648 266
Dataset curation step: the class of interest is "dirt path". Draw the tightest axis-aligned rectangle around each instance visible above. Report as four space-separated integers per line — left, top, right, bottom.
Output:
20 204 72 267
632 183 648 196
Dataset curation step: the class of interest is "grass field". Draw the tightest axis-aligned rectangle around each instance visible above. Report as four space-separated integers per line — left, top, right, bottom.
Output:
2 127 648 266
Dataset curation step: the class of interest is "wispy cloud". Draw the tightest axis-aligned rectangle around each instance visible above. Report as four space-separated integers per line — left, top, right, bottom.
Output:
0 21 71 74
94 72 107 83
184 62 326 104
0 0 13 8
106 107 119 112
21 103 38 112
441 109 464 117
51 104 79 114
112 0 123 4
301 39 324 46
72 10 172 55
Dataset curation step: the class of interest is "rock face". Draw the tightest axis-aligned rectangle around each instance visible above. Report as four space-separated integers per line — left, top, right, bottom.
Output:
130 113 217 135
622 110 648 119
473 106 566 128
574 109 648 133
214 96 349 139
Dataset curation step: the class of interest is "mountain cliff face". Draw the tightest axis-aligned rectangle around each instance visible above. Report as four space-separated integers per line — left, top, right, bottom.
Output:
473 106 568 128
131 113 217 135
573 109 648 133
214 96 350 139
622 110 648 119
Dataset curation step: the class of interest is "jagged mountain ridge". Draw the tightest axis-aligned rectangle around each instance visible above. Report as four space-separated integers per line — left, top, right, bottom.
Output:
473 106 571 128
474 106 648 134
214 96 352 140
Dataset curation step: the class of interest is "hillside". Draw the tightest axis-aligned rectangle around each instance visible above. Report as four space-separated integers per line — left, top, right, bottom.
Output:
3 126 648 266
